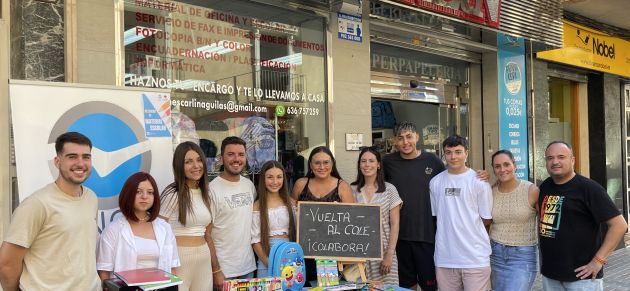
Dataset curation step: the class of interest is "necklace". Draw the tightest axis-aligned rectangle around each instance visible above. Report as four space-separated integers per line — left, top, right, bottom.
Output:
138 212 150 222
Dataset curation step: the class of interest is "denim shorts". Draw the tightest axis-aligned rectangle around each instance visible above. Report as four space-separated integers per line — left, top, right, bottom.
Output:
257 237 290 278
542 276 603 291
490 240 538 291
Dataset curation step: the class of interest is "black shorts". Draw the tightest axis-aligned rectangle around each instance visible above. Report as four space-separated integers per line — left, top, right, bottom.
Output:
396 240 437 291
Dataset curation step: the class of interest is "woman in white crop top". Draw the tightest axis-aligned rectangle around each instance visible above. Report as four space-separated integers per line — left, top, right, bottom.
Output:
489 150 539 291
251 161 297 277
160 142 213 291
97 172 180 284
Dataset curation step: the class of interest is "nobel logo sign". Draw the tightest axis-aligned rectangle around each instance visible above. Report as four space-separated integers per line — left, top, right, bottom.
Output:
391 0 500 28
537 21 630 78
592 38 615 59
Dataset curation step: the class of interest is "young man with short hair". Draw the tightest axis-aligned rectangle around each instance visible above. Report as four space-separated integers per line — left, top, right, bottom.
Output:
539 141 627 291
429 135 492 291
0 132 101 291
209 136 257 289
382 122 445 291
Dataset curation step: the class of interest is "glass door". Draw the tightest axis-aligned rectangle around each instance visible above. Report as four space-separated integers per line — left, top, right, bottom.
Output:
436 104 458 155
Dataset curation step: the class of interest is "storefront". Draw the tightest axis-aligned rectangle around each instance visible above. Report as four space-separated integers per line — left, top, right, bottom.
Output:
368 0 490 165
369 42 471 156
366 0 564 173
0 0 566 233
2 0 337 232
123 1 329 182
537 20 630 221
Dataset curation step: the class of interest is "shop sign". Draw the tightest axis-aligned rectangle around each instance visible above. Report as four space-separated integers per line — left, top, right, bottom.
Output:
537 21 630 78
497 33 528 179
338 13 363 42
345 133 364 150
125 1 326 85
371 51 468 83
10 82 174 233
422 124 440 145
391 0 500 28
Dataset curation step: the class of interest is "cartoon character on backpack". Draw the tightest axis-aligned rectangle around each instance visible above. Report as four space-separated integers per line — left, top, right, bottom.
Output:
269 242 306 291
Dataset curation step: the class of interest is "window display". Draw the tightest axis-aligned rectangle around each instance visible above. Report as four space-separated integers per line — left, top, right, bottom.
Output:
124 0 328 177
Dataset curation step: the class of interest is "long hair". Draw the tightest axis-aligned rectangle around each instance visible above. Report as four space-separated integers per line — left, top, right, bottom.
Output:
171 141 211 225
351 147 386 193
306 146 342 179
257 161 296 255
119 172 160 222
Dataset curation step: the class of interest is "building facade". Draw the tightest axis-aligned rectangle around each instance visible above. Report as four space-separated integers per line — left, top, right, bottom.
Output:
535 15 630 223
0 0 574 236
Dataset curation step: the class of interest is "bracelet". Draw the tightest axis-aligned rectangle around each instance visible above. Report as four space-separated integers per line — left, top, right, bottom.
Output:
593 256 607 265
212 268 222 274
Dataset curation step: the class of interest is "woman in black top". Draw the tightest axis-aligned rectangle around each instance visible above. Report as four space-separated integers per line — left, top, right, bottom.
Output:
290 146 354 284
291 146 354 203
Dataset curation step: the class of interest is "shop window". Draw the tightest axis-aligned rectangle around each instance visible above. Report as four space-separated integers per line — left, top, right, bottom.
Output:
123 0 328 180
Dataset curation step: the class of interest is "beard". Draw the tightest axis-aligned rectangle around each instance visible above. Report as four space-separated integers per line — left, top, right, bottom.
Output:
224 163 244 175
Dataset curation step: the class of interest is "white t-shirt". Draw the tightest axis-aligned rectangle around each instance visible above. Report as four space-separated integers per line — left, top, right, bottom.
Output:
430 168 493 268
209 175 257 277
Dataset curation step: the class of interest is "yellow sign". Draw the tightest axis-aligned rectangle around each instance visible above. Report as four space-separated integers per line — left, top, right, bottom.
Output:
537 21 630 78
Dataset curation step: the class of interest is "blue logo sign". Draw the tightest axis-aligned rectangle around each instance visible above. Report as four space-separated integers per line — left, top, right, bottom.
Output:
498 33 529 179
49 101 152 210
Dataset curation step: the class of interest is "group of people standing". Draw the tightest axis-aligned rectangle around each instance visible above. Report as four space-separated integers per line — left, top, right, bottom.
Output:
0 121 627 291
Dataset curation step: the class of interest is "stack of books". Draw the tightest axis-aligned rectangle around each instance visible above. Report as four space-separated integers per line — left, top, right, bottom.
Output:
113 268 182 290
316 259 340 287
222 277 282 291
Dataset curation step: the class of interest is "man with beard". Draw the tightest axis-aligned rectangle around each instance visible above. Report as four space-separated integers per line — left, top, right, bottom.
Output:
209 136 257 290
0 132 101 291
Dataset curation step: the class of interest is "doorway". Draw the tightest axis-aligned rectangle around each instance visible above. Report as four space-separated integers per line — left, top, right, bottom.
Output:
371 98 464 157
622 83 630 222
548 76 588 172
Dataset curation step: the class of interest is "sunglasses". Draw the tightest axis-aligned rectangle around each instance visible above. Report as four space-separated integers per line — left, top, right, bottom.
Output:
359 145 378 152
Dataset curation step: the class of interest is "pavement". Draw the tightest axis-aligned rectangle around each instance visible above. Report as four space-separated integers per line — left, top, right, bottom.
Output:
531 233 630 291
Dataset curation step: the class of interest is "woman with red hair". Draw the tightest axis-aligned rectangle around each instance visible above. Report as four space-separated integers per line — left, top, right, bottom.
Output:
97 172 180 283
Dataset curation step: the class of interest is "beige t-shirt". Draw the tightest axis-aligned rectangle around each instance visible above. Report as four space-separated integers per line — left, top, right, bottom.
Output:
5 183 101 291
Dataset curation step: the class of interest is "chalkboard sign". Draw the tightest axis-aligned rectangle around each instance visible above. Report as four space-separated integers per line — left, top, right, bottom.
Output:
297 202 382 260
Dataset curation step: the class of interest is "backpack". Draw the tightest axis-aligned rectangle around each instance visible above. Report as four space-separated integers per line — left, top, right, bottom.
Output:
268 242 306 291
371 101 396 129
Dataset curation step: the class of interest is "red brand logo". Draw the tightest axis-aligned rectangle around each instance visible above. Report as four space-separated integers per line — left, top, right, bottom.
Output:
393 0 500 28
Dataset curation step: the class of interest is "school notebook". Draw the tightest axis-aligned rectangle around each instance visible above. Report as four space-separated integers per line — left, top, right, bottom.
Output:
140 271 182 290
114 268 170 286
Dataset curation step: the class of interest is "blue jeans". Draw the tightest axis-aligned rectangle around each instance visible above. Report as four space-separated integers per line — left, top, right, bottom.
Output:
490 240 537 291
542 276 603 291
257 237 289 277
